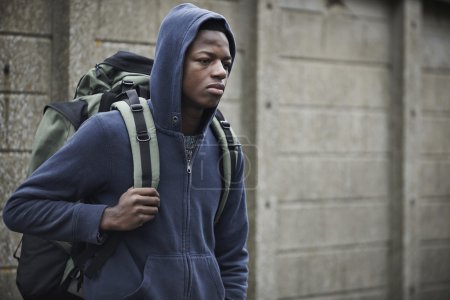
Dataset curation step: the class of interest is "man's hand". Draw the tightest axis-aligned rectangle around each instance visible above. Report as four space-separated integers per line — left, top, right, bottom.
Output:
100 187 160 231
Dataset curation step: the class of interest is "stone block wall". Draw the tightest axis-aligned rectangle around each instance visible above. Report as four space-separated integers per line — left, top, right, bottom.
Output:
1 0 53 298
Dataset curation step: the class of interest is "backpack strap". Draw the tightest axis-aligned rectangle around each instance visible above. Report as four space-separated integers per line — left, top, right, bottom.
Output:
75 90 160 279
112 89 160 188
211 110 241 224
74 90 159 278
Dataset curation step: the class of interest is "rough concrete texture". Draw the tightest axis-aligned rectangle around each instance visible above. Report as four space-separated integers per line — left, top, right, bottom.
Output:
1 1 450 300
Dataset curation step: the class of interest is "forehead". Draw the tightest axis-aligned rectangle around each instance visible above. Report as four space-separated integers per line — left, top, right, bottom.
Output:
187 30 230 55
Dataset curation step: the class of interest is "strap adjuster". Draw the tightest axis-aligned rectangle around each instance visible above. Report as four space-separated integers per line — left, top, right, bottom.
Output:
220 120 230 129
130 104 143 112
136 130 150 142
122 80 134 89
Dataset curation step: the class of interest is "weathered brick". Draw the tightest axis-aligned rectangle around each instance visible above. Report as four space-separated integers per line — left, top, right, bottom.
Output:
0 269 21 300
0 0 51 34
0 221 21 267
1 94 50 151
0 152 29 207
0 36 51 93
96 0 159 43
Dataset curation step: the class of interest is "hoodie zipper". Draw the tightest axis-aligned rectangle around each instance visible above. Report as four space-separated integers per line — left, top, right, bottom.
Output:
185 156 192 300
182 136 200 299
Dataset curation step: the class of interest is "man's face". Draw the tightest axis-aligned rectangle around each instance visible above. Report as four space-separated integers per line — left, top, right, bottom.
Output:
182 30 232 110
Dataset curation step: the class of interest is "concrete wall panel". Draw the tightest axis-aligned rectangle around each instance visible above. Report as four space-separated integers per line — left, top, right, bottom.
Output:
276 248 387 298
280 0 390 20
419 203 450 240
279 9 390 62
276 157 389 201
422 117 450 155
419 288 450 300
420 161 450 197
420 245 450 284
279 109 390 153
423 7 450 70
422 30 450 70
278 203 389 250
279 60 390 108
419 4 450 298
422 73 450 112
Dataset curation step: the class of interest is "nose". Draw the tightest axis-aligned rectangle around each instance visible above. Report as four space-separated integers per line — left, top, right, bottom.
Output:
212 60 227 79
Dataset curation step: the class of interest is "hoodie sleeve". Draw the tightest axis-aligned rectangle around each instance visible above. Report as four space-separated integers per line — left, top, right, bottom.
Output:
214 150 249 300
2 115 111 245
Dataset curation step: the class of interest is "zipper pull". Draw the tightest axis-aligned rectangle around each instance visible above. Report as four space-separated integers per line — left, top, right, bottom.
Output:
187 160 192 174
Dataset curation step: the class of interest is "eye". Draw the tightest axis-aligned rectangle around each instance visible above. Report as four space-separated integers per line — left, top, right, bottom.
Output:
222 61 232 71
198 58 211 65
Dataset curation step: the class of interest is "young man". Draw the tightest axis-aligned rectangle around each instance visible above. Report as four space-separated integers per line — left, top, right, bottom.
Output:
3 3 249 300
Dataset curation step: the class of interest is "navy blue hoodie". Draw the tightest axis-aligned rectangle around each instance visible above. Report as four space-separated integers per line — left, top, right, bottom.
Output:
3 3 248 299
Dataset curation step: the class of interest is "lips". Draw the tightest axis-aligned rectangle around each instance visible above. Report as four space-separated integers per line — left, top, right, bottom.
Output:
206 83 225 95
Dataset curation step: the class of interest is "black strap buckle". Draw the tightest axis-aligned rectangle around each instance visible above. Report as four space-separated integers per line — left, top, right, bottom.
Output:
130 104 143 112
220 120 230 129
137 130 150 142
122 80 134 92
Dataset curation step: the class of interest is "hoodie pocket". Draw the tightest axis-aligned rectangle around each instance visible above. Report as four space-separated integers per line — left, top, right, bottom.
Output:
124 256 185 300
190 256 225 300
124 255 225 300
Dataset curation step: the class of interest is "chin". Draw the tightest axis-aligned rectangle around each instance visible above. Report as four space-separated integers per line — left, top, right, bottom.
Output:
199 97 221 110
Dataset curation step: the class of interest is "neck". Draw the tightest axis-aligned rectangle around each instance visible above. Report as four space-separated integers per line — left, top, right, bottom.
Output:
181 106 204 136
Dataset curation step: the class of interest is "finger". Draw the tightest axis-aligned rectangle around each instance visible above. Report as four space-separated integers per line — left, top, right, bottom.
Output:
130 187 160 197
136 206 159 216
134 196 160 207
138 213 156 226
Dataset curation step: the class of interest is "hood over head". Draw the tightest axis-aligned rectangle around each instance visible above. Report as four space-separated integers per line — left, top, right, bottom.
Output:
150 3 236 133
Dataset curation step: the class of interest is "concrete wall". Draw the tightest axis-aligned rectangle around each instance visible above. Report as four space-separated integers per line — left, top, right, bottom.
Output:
419 2 450 299
1 1 53 299
255 1 391 299
0 0 449 300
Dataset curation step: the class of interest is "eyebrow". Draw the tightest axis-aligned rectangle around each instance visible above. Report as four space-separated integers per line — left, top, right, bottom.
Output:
195 50 232 60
